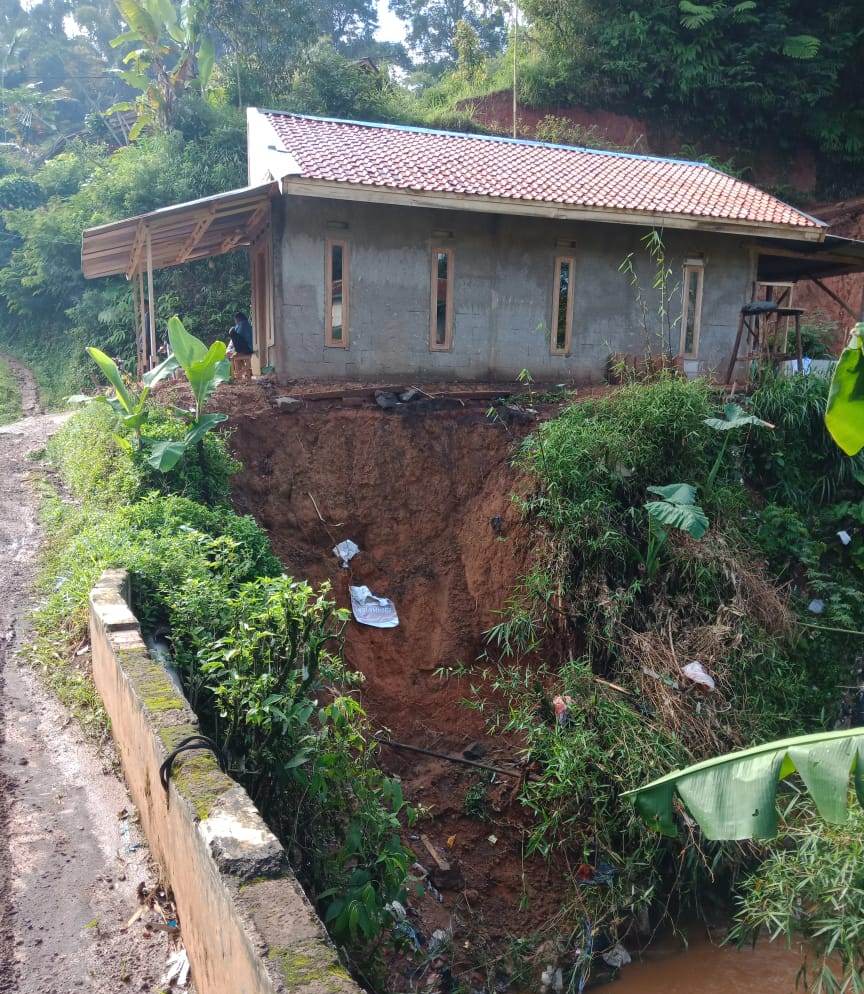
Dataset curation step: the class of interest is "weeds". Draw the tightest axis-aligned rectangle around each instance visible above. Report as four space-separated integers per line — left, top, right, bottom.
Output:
469 373 864 986
33 405 416 977
0 356 22 425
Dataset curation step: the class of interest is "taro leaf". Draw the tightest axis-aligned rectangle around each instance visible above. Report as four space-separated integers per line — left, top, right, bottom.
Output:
624 727 864 840
145 438 186 471
825 325 864 456
646 483 697 505
703 403 773 432
86 347 135 413
142 353 180 388
183 412 227 447
645 483 708 540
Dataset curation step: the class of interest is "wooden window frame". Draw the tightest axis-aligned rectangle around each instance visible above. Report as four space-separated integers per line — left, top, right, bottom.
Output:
679 261 705 358
429 247 454 352
324 238 349 349
550 255 575 356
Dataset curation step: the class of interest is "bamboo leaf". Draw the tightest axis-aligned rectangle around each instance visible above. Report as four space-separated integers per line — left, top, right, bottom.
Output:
625 728 864 840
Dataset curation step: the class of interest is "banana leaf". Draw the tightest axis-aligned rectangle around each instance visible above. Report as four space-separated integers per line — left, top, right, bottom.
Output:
86 347 135 414
624 728 864 840
825 324 864 456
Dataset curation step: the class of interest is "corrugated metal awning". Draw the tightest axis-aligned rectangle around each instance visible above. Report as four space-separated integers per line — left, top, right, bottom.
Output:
81 181 279 279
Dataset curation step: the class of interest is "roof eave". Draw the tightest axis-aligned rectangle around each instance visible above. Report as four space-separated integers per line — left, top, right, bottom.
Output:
279 176 825 243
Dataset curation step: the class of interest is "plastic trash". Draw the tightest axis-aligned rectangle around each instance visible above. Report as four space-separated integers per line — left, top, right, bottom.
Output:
838 530 852 546
349 585 399 628
681 661 716 692
160 949 190 988
333 539 360 568
553 694 573 726
808 599 825 615
541 966 564 993
601 943 631 969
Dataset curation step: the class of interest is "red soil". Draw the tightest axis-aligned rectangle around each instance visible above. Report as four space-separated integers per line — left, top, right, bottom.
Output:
216 384 577 985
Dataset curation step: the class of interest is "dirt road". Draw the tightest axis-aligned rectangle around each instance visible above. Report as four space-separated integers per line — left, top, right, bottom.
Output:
0 363 174 993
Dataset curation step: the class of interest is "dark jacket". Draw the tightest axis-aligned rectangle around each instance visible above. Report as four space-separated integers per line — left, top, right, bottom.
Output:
230 318 254 354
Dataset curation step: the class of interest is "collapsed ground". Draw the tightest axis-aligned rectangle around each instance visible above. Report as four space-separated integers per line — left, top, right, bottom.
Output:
36 372 864 994
197 373 860 991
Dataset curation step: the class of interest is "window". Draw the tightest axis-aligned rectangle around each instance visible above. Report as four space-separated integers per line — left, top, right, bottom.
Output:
429 248 454 351
551 256 575 355
679 261 704 357
325 240 348 347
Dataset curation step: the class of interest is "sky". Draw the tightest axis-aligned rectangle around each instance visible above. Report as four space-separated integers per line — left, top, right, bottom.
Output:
375 0 407 43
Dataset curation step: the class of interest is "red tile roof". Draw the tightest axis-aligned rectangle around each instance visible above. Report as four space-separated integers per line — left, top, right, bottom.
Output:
261 112 822 233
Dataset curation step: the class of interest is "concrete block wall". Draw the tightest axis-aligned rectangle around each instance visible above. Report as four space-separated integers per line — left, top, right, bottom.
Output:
271 194 755 383
88 569 361 994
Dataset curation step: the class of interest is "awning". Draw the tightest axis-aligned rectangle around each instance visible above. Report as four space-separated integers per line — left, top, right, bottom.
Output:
756 234 864 283
81 181 279 279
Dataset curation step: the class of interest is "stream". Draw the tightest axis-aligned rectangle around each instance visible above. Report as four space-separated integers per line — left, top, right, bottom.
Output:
611 929 805 994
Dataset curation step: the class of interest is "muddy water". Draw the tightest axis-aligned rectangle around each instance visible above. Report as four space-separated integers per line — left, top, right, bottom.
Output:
612 931 805 994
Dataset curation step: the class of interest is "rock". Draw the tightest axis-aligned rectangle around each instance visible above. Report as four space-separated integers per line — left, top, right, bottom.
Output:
274 396 302 412
374 390 400 410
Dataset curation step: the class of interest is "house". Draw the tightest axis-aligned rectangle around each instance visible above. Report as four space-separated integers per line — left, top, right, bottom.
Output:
81 111 864 383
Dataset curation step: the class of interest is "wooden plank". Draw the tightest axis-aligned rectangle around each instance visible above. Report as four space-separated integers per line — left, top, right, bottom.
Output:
125 223 146 280
812 277 860 321
175 207 217 264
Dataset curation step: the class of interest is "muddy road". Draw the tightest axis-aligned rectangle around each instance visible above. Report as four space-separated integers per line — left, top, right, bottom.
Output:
0 369 175 993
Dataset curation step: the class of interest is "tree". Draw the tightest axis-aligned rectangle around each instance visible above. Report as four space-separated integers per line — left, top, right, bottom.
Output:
109 0 216 137
518 0 864 179
389 0 506 69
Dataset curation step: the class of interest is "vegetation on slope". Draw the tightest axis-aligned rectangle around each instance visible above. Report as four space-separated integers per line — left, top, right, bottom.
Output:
33 402 416 982
0 356 23 425
440 373 864 990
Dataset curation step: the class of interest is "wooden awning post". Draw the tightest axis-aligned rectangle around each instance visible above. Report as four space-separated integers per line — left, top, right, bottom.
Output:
137 267 147 376
145 225 156 369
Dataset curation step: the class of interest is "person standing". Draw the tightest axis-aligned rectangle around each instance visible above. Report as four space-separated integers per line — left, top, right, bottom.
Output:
228 311 254 381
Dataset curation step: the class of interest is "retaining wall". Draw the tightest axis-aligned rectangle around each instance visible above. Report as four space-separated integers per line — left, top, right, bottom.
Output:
89 569 361 994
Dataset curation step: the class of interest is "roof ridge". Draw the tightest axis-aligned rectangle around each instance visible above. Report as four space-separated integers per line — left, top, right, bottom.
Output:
256 108 717 171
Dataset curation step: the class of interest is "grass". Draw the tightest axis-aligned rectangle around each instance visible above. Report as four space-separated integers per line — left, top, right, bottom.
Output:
0 355 22 425
446 373 864 985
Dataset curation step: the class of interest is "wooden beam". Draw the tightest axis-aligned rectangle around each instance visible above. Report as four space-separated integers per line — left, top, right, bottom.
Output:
219 203 269 253
812 277 859 321
125 223 146 280
175 206 216 264
146 226 156 369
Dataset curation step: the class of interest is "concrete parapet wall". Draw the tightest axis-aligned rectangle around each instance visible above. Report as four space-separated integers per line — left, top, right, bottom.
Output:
89 569 360 994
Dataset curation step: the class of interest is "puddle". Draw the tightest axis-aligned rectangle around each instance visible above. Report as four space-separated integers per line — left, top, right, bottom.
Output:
612 930 805 994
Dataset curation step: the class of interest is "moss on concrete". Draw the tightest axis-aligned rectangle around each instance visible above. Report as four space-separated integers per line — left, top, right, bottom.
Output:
155 723 229 821
119 646 187 714
268 945 353 992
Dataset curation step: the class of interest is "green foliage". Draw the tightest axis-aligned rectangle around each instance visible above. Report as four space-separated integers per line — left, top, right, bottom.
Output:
732 800 864 994
746 371 864 506
627 728 864 840
518 0 864 187
110 0 217 136
0 174 44 210
0 355 22 426
644 482 708 577
36 404 414 964
825 323 864 457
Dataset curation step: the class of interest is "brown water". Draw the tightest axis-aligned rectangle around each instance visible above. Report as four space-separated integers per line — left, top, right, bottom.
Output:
612 930 805 994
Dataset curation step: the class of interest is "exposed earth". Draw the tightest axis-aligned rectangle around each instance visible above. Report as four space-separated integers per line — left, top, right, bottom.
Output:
0 360 181 994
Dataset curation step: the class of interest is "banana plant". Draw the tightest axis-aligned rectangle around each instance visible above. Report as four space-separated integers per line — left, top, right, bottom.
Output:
74 347 150 451
624 727 864 840
703 401 773 490
825 323 864 457
108 0 215 137
643 483 708 578
141 314 229 471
